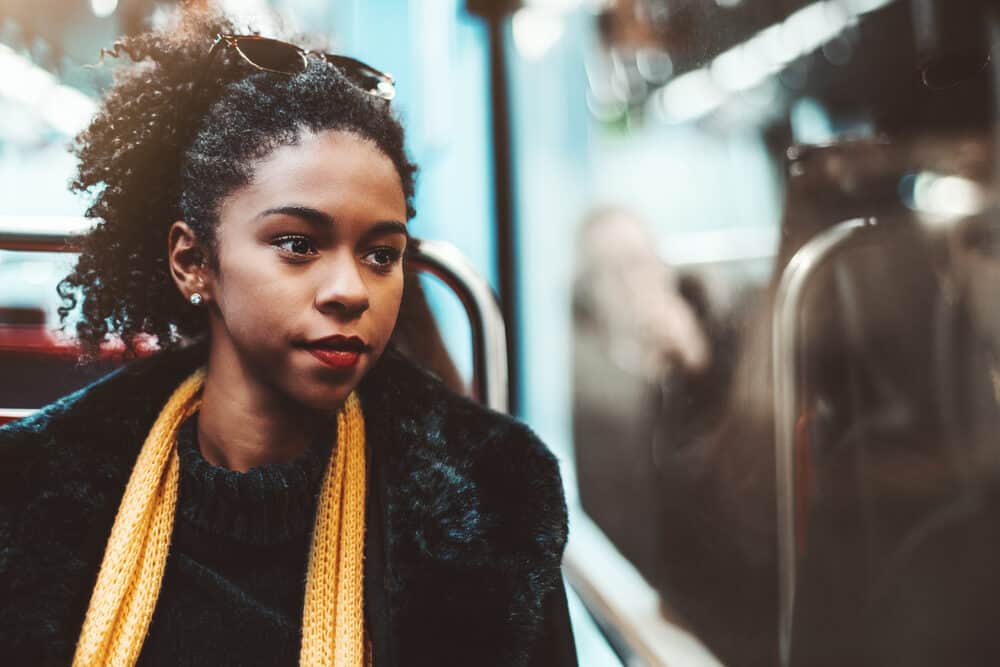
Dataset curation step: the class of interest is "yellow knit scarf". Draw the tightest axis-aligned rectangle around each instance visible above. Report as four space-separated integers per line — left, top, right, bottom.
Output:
71 368 370 667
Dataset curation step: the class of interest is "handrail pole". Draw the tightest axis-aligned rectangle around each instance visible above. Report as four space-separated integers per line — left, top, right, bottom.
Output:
773 217 874 667
408 239 509 414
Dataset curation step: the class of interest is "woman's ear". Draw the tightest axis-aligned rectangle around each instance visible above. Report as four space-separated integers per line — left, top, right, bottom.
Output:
168 221 213 304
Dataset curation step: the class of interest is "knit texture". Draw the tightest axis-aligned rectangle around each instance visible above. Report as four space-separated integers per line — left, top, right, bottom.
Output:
72 369 203 666
300 392 367 666
70 369 368 667
135 411 329 666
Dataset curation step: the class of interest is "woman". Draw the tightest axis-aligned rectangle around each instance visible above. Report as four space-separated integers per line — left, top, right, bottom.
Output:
0 9 576 666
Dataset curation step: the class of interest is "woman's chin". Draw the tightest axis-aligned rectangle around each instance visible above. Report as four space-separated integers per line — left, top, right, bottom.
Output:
290 380 358 415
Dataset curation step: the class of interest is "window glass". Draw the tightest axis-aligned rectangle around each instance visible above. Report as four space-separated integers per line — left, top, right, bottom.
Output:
508 1 1000 665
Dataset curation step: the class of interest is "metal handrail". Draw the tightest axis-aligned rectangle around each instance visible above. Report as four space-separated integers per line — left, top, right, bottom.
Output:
773 210 985 665
408 239 508 413
0 408 34 425
0 216 91 251
773 217 877 667
564 510 724 667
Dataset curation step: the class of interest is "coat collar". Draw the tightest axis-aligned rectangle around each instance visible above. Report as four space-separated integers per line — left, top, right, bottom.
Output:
360 347 568 665
0 343 567 666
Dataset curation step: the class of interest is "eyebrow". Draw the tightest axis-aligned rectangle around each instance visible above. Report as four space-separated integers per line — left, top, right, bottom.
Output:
256 205 409 239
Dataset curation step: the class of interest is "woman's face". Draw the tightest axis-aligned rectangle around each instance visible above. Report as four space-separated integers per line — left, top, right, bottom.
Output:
199 129 408 412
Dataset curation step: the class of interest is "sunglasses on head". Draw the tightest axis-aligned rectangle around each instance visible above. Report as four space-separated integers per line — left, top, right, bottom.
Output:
206 33 396 101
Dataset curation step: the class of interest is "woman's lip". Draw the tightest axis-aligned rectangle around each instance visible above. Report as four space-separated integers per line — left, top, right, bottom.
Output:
307 347 362 370
305 335 368 350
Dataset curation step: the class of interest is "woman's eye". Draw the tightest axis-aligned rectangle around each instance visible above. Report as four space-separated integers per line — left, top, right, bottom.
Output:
365 247 402 270
273 235 317 256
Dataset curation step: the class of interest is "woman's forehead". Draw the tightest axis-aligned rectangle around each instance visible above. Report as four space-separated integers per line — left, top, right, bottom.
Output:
222 129 407 224
252 129 399 186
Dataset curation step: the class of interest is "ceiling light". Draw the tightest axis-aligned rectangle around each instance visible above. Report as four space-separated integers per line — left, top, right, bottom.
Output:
90 0 118 18
513 7 565 61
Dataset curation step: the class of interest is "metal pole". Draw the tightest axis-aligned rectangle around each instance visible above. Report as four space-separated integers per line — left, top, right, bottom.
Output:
483 9 519 415
772 217 875 667
409 239 509 413
0 216 90 251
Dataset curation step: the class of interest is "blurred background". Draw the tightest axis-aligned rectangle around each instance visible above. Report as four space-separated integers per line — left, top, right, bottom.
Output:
4 0 1000 665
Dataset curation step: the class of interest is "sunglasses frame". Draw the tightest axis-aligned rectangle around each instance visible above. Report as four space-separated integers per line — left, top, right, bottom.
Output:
203 33 396 101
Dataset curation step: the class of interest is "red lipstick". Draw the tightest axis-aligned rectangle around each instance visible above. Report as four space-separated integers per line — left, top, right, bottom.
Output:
302 335 367 371
308 348 361 369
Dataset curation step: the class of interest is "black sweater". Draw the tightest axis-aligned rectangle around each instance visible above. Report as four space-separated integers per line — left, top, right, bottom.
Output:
137 415 330 665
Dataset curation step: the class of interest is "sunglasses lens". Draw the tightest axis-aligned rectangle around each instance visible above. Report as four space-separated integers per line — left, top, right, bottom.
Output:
324 55 395 100
235 37 306 73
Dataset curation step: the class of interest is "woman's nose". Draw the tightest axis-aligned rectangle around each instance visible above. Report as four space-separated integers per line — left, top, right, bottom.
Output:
315 255 370 317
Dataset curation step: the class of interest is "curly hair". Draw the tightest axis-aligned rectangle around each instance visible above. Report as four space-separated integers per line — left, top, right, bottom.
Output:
58 8 417 359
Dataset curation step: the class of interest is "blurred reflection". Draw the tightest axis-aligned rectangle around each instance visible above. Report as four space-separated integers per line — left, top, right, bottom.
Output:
572 207 711 580
574 207 709 380
791 195 999 667
572 207 758 646
717 136 1000 667
570 133 1000 667
754 136 1000 667
565 0 1000 661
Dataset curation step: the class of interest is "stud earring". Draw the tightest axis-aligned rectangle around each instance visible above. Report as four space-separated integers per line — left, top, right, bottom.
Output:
189 293 204 306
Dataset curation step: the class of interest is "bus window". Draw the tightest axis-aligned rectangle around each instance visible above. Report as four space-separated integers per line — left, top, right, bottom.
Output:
507 1 1000 666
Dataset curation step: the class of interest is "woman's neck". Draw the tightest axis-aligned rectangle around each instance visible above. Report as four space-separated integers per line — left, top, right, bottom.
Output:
196 342 331 472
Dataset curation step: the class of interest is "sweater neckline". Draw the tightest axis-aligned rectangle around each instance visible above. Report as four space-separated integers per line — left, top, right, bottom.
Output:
175 413 334 546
